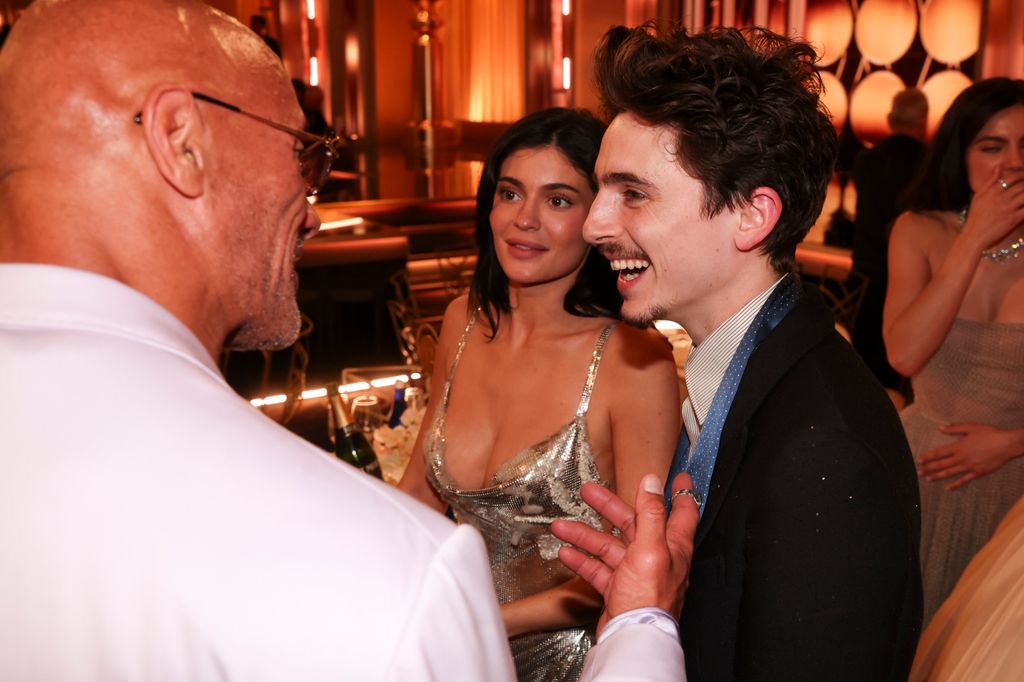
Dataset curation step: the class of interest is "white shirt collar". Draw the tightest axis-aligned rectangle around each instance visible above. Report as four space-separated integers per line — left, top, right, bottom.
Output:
0 263 222 379
684 275 786 428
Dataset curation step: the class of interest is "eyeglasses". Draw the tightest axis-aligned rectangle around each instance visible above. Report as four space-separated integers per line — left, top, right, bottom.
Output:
133 91 342 196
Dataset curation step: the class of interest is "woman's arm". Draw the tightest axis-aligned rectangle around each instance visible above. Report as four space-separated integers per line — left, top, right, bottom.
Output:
882 211 974 377
884 172 1024 377
502 326 681 638
397 298 470 513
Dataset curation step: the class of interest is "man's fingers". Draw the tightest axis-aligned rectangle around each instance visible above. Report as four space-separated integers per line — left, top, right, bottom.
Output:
580 481 638 542
633 473 670 547
557 546 612 594
665 472 700 557
551 518 627 568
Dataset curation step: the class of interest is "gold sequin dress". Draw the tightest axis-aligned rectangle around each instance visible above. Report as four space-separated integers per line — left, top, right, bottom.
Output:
424 316 612 682
901 319 1024 626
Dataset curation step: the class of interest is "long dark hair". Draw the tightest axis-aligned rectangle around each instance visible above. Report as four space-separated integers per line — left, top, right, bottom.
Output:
906 78 1024 212
469 107 619 338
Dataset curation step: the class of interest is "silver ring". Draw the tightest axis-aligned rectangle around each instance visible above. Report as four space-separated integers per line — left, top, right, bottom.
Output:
671 488 702 507
999 179 1009 190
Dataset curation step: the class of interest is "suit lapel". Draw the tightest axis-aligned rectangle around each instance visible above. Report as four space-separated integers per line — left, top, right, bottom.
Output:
693 285 836 548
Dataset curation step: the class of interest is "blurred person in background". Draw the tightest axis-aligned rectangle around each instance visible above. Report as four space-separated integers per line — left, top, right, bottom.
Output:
249 13 280 57
851 87 928 397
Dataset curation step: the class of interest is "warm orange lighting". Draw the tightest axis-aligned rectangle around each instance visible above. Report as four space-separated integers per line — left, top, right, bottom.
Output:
804 0 853 68
819 71 849 134
921 0 981 65
562 0 571 15
562 57 571 90
249 373 423 408
309 57 319 86
922 70 973 137
371 374 410 389
850 70 906 147
855 0 917 66
306 0 316 21
319 217 365 232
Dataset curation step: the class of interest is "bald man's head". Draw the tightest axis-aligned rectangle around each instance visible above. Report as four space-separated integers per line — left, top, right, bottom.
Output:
0 0 285 177
0 0 320 356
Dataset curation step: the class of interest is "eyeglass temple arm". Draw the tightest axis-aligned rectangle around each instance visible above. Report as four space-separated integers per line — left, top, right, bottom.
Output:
134 91 337 149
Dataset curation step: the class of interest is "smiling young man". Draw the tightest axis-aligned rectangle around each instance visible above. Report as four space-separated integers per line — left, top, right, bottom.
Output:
559 25 923 681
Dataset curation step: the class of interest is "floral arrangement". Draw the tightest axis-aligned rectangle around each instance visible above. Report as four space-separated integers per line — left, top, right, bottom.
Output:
372 404 426 485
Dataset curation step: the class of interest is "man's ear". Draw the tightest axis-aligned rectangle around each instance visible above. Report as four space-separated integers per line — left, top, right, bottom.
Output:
137 87 206 198
734 186 782 252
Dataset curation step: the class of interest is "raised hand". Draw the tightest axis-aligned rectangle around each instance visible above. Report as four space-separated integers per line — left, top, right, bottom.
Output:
551 472 699 635
961 168 1024 253
918 422 1024 490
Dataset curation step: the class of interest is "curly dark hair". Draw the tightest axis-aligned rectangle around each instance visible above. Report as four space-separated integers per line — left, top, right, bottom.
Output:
593 25 838 273
905 77 1024 213
469 107 620 338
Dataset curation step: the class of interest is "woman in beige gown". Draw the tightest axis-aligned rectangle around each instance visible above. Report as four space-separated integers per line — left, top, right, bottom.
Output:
885 78 1024 627
399 108 680 681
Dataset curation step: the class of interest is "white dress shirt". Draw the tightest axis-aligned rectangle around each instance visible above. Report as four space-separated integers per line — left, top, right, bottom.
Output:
681 276 785 449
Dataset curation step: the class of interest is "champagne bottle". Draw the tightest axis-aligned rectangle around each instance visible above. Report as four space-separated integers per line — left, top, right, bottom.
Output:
387 380 407 428
326 383 383 479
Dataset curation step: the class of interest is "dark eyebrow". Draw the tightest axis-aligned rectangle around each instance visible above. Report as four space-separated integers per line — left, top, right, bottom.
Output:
973 135 1007 144
599 171 655 188
496 176 525 188
497 178 584 195
540 182 583 194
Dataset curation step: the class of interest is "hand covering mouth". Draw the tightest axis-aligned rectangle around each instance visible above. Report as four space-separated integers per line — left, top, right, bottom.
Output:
609 257 651 281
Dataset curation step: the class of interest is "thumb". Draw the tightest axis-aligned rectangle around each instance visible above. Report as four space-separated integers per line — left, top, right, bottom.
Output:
633 473 669 547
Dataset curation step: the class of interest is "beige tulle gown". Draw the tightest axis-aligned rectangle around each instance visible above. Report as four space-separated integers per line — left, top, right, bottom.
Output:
900 319 1024 626
909 494 1024 681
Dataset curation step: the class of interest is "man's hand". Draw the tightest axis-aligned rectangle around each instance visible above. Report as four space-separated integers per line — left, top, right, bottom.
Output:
551 472 699 635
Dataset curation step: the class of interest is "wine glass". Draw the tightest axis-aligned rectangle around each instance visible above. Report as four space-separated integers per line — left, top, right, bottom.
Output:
351 395 384 439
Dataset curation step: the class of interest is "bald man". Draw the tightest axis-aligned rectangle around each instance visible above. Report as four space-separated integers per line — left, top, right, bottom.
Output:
0 1 515 679
0 2 695 680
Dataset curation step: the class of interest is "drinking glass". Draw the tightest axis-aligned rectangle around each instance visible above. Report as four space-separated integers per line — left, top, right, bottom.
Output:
351 395 384 438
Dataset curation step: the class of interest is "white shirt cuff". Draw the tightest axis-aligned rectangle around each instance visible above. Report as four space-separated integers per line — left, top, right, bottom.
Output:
597 607 679 643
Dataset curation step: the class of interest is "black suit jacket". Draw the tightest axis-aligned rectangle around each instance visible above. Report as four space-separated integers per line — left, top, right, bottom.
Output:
679 285 922 681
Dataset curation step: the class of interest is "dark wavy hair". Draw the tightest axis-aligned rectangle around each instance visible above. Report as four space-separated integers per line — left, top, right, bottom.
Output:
905 78 1024 213
469 107 620 338
593 24 838 273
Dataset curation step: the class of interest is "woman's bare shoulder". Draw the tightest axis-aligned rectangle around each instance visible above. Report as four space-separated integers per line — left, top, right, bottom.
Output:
440 295 472 333
602 323 677 378
892 209 956 241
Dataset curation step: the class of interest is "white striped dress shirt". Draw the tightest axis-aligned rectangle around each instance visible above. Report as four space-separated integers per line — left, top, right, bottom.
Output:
681 276 786 456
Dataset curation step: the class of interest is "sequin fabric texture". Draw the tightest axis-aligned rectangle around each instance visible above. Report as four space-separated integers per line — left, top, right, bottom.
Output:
424 317 612 682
